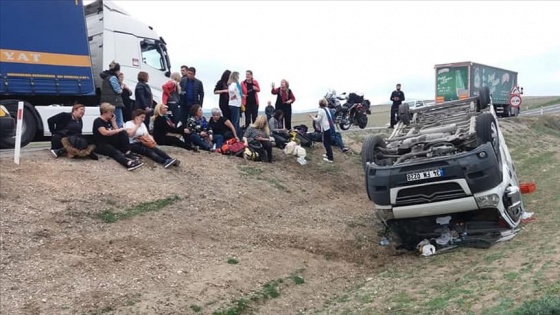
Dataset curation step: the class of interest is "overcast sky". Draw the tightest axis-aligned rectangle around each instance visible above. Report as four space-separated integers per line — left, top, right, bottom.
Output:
108 1 559 110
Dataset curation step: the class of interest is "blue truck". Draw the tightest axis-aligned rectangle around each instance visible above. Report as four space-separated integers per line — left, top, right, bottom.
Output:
0 0 172 148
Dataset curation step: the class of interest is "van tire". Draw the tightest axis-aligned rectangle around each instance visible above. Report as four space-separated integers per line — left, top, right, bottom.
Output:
362 135 386 170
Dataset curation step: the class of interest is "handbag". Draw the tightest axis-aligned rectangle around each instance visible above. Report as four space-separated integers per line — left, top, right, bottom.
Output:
137 134 156 148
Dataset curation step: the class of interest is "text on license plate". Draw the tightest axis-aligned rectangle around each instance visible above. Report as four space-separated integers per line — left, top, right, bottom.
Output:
406 169 443 181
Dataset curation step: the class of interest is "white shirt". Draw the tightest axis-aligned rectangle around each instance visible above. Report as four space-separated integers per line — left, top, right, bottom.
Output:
124 120 149 144
313 107 331 132
228 82 241 107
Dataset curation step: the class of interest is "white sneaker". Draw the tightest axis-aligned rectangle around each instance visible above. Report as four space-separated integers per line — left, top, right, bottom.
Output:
323 157 333 163
322 154 327 158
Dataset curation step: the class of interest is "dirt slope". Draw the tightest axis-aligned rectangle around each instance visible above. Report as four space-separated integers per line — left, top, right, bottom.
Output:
0 141 390 315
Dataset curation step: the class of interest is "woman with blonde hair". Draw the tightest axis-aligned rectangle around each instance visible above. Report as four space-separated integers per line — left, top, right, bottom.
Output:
151 103 195 151
228 71 242 138
162 72 182 124
243 115 273 162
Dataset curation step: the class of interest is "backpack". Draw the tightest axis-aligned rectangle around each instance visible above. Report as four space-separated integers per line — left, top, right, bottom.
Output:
220 138 245 156
243 141 262 161
289 130 313 148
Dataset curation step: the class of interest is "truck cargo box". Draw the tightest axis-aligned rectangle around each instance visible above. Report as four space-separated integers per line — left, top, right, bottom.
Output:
434 62 518 104
0 0 95 96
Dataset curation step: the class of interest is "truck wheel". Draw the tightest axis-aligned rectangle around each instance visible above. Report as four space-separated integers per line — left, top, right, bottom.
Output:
477 86 490 110
476 113 500 162
362 135 386 170
0 101 37 149
398 103 410 125
357 114 368 129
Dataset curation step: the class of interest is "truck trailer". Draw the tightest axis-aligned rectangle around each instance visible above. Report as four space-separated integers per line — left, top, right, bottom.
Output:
434 62 522 118
0 0 172 149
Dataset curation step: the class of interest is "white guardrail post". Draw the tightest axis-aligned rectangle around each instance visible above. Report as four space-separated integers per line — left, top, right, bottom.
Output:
13 101 24 165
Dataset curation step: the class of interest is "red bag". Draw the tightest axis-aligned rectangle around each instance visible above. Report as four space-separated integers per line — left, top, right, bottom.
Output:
221 138 245 156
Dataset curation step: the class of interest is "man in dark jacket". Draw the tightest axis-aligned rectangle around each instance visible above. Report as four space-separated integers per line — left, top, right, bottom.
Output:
179 66 204 125
389 83 405 128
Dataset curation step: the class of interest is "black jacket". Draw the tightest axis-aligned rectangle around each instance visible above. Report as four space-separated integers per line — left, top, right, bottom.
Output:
390 90 405 107
180 77 204 106
134 81 153 111
47 112 82 136
99 70 124 108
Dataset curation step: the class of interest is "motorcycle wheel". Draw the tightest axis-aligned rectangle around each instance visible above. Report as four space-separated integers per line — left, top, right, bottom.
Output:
339 117 351 130
357 114 368 129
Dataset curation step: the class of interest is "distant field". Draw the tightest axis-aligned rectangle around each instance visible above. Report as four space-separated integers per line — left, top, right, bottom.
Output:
290 96 560 130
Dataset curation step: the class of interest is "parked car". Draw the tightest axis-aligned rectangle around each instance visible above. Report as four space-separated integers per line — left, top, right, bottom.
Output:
362 87 526 252
401 99 426 110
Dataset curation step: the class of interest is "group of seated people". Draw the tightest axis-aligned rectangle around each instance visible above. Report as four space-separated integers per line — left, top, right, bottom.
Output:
48 102 350 170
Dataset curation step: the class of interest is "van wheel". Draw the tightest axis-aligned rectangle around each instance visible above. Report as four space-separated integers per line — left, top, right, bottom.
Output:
398 104 410 125
362 135 386 170
476 113 500 162
0 100 37 149
477 86 490 110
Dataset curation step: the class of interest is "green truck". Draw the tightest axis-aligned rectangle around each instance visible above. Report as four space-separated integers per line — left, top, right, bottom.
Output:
434 62 522 117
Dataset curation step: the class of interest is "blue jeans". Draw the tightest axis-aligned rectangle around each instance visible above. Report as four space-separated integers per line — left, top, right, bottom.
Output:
188 133 211 151
332 132 345 150
213 134 224 148
323 129 334 161
229 106 241 139
114 107 124 128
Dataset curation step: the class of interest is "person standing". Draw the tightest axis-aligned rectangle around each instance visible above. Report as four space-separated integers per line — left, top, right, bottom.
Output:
214 70 232 121
227 71 243 138
119 72 133 122
162 72 182 124
99 61 125 128
271 79 295 130
179 66 204 125
389 83 405 129
309 98 334 163
134 71 153 129
241 70 260 128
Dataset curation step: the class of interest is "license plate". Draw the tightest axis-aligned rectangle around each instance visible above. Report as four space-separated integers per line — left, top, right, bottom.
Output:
406 169 443 182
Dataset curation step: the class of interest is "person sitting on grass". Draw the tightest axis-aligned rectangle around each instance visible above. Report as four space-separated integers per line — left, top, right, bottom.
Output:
208 107 238 149
92 102 144 171
48 103 97 159
186 104 212 151
243 115 273 163
151 103 196 151
124 109 179 169
268 109 289 148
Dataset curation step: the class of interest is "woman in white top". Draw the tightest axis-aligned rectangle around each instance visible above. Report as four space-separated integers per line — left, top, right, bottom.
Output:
309 98 334 162
124 109 179 169
227 71 242 138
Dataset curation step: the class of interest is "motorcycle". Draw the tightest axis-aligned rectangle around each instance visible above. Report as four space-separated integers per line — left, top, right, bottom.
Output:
324 90 370 130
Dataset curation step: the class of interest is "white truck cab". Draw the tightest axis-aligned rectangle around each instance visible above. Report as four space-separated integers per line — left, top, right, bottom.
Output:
85 0 171 104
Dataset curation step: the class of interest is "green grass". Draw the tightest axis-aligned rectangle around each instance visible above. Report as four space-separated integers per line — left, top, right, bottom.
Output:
238 166 263 176
227 258 239 265
97 195 180 223
523 97 560 110
212 270 305 315
190 304 203 313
